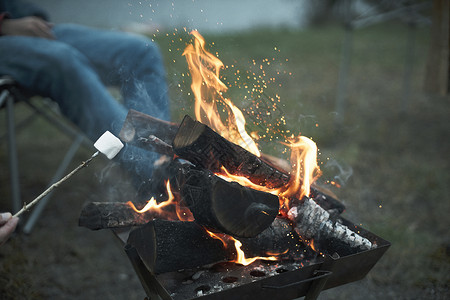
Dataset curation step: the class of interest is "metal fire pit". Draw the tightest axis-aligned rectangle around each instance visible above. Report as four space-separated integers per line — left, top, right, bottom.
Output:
119 218 390 300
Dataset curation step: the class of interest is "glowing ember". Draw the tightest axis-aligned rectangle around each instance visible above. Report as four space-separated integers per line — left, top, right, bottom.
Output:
310 239 317 252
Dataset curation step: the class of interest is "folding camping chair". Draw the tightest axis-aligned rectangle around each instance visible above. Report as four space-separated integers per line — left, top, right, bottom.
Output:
0 76 91 234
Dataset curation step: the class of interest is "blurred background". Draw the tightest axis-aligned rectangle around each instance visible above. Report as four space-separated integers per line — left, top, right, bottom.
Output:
1 0 448 299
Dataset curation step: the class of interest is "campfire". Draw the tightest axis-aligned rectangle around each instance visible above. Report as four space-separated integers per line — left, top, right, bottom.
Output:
79 31 390 299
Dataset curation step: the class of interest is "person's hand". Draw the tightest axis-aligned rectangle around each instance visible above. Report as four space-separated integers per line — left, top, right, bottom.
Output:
1 16 55 39
0 212 19 246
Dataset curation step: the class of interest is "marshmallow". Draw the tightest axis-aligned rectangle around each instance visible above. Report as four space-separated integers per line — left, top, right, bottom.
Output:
94 131 124 159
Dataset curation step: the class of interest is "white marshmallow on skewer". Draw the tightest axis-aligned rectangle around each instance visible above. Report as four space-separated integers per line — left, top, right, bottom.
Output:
13 131 125 218
94 131 124 159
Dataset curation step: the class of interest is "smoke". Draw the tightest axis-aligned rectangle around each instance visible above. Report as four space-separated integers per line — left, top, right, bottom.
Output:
324 159 353 187
128 79 149 108
96 162 119 184
88 74 169 199
106 56 171 193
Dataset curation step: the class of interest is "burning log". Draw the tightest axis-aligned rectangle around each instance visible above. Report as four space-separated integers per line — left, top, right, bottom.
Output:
119 109 178 155
118 111 345 214
78 202 153 230
238 216 298 256
172 115 345 214
126 218 298 274
80 158 279 237
181 168 279 238
288 197 374 255
172 115 290 189
127 219 226 274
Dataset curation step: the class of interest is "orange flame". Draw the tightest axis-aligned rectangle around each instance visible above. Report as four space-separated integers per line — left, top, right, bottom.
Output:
205 229 279 265
183 30 260 157
127 180 194 221
310 239 317 252
184 31 322 214
205 229 228 247
232 238 278 266
216 166 277 195
279 136 322 200
128 196 168 214
215 135 321 214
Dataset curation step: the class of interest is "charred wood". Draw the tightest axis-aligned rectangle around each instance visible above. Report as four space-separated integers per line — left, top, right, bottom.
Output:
119 111 345 214
79 202 153 230
127 220 226 275
126 218 299 274
172 115 290 189
238 217 299 257
181 168 279 238
145 158 193 203
119 109 178 154
310 188 345 215
172 115 345 214
288 197 374 256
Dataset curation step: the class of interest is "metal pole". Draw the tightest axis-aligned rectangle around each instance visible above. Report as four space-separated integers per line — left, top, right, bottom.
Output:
335 0 354 127
401 22 416 113
3 90 22 214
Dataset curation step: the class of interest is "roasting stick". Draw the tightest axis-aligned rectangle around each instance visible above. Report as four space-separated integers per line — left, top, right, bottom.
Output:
13 131 124 218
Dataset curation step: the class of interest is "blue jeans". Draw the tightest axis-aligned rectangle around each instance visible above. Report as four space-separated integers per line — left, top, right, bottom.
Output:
0 24 170 187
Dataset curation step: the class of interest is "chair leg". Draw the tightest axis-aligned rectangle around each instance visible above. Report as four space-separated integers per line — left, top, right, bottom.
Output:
23 134 84 234
2 90 22 214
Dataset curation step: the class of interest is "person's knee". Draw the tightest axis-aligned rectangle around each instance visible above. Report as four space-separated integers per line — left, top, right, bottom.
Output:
43 43 90 76
128 36 164 67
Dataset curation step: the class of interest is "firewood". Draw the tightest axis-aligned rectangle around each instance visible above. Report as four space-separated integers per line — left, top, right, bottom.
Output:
172 115 345 214
77 160 280 236
310 188 345 215
126 218 298 274
238 217 298 257
118 111 345 214
287 197 374 255
78 202 153 230
127 219 226 274
119 109 178 154
172 115 290 189
181 168 279 238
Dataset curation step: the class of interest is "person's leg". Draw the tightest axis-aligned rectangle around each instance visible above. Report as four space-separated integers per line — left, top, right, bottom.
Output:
0 35 127 139
0 36 156 185
52 24 171 191
53 24 170 121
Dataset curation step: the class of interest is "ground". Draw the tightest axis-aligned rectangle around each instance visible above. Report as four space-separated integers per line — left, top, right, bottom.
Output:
1 23 449 299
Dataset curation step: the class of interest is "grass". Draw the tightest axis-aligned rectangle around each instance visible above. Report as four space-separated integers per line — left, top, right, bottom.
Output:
0 21 448 299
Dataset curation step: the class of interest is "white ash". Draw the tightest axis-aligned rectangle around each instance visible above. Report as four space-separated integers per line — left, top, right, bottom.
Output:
192 270 205 280
288 197 374 250
94 131 124 159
